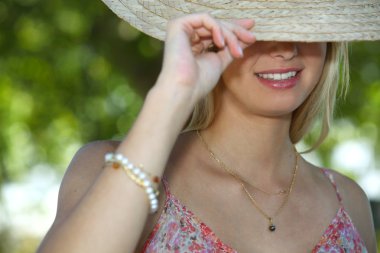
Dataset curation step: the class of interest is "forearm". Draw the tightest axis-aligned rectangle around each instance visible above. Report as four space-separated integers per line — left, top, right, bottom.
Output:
38 83 194 253
118 81 195 176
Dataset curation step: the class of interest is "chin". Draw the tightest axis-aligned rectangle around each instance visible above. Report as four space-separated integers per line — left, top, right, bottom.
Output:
255 109 294 119
247 99 303 118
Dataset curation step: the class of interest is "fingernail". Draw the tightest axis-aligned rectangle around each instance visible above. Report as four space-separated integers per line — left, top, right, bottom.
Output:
220 36 225 47
238 46 243 56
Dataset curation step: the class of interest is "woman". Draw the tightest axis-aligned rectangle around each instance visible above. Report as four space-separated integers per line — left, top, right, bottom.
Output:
38 1 379 252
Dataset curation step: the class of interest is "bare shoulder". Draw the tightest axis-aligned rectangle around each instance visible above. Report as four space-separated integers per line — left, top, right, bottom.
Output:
326 169 367 207
327 169 377 252
54 140 121 224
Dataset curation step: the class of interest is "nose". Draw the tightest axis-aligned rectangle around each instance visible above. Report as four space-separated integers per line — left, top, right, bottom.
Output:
269 42 298 61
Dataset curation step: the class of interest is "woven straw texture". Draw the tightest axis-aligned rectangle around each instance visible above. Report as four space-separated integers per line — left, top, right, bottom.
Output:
101 0 380 42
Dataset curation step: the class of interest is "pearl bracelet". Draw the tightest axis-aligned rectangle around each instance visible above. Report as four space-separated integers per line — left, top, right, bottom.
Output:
104 152 160 213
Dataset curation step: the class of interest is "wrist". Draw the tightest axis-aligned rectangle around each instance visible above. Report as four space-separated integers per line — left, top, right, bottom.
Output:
148 78 196 114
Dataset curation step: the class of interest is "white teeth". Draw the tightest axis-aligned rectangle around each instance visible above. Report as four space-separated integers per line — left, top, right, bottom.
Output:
257 71 297 80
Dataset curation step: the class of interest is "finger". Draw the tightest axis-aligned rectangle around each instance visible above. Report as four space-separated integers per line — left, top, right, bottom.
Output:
195 19 254 38
193 27 226 52
191 43 205 54
194 20 255 55
222 20 255 44
189 32 201 47
192 27 214 38
232 25 256 44
182 13 226 48
231 19 255 29
193 19 254 42
221 27 244 58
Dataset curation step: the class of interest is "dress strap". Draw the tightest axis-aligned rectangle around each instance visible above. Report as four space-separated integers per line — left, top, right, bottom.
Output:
161 175 172 198
321 168 343 204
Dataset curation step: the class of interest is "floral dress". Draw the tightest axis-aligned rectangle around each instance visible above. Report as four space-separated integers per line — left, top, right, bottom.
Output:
142 169 367 252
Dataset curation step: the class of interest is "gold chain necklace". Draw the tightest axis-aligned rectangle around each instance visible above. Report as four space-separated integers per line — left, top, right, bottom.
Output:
199 131 289 196
197 130 298 232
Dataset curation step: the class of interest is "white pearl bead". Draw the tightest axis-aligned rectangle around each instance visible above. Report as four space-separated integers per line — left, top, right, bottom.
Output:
115 154 123 161
133 168 141 175
146 187 154 194
143 180 150 187
121 158 129 166
138 172 147 180
104 153 113 161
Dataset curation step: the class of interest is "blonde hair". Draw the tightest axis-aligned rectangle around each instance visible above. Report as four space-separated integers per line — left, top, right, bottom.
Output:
184 42 349 151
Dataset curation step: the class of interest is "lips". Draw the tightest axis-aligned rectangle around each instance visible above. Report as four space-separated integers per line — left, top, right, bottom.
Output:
255 68 302 89
257 71 297 81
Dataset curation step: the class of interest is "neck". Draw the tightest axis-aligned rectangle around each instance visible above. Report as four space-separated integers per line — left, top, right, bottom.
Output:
199 95 297 187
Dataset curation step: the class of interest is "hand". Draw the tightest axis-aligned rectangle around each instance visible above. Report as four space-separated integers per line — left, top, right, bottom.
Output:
156 13 256 105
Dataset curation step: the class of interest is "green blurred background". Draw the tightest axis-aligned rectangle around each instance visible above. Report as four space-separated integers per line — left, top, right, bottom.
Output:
0 0 379 252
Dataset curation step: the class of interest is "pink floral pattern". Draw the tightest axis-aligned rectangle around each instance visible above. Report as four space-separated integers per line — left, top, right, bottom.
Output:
142 181 235 253
142 170 367 252
312 206 367 253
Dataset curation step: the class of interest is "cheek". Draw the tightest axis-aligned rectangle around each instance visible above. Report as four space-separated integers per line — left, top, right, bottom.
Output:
307 61 325 89
302 44 327 90
309 43 327 78
314 56 327 82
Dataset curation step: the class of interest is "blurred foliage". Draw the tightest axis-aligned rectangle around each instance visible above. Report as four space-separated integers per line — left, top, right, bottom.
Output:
0 0 379 252
311 41 380 172
0 227 39 253
0 0 163 183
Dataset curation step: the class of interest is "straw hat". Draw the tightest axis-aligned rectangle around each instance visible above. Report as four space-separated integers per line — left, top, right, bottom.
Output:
101 0 380 42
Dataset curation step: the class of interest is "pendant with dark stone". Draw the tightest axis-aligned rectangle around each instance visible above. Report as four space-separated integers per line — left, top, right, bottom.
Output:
268 218 276 232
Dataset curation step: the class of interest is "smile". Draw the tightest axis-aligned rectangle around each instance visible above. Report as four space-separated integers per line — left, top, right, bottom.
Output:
255 69 302 89
256 71 298 81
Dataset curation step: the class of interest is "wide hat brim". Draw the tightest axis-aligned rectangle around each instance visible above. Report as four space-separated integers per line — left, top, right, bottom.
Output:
102 0 380 42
